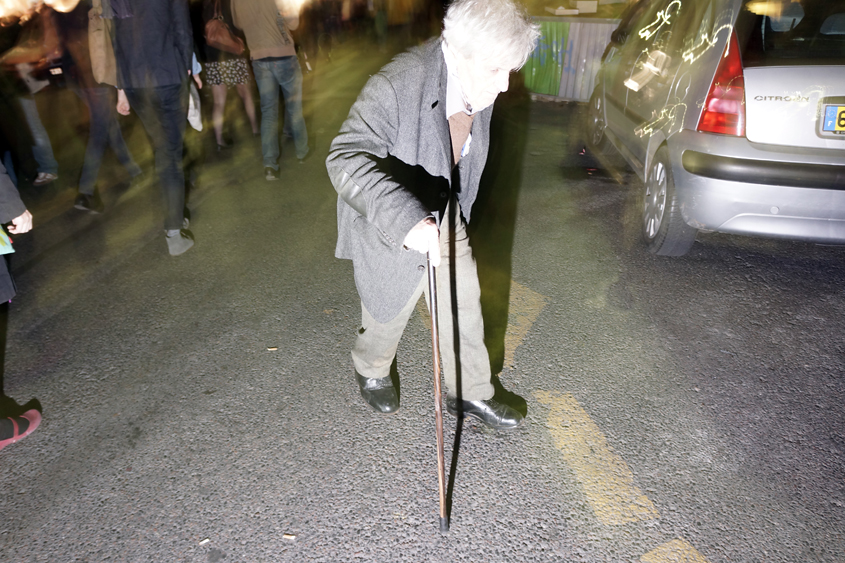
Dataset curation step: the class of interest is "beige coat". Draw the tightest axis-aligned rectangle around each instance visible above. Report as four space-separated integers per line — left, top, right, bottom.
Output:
231 0 298 60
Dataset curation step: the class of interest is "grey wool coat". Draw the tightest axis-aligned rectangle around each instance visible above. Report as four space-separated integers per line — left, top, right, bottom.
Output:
326 38 494 323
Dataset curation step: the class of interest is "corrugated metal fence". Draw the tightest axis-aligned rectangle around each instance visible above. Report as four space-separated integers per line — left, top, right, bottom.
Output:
522 17 620 102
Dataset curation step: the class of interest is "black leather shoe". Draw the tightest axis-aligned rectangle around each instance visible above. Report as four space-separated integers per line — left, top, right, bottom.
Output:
356 371 399 414
446 396 524 430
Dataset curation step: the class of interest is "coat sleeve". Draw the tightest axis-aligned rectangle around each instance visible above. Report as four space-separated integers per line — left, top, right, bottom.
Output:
173 0 194 74
0 162 27 225
325 73 431 248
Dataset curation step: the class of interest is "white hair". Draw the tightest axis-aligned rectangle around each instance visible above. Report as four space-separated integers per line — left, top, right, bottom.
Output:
442 0 541 70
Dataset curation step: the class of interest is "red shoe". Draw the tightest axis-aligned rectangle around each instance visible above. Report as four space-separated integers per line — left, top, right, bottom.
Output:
0 409 41 452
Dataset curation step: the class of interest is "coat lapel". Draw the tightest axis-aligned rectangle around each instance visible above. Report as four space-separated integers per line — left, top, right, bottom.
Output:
419 40 452 181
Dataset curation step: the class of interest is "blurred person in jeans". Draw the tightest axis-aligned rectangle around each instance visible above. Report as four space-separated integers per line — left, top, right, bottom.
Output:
18 93 58 187
56 3 142 214
0 21 35 188
2 7 60 186
232 0 308 181
111 0 199 256
0 163 41 453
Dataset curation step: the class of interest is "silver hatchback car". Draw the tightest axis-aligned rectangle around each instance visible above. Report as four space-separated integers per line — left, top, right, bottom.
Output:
588 0 845 256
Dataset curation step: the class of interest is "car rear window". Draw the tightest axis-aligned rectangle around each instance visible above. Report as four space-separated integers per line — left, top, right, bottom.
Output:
737 0 845 66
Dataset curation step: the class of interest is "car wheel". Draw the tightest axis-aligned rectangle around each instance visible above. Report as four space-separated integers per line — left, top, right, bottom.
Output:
586 87 616 155
642 147 697 256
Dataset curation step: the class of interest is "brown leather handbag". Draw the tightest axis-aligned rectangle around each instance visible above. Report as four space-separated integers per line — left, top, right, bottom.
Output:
204 0 245 55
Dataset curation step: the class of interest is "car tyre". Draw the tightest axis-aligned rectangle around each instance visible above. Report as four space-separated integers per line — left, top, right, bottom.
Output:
586 87 616 156
642 147 697 256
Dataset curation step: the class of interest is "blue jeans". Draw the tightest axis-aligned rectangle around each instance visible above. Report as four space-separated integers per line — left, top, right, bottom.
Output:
124 83 188 231
18 96 58 176
252 56 309 167
75 87 142 195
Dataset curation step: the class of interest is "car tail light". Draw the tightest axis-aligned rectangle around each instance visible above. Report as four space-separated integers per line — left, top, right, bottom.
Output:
697 30 746 137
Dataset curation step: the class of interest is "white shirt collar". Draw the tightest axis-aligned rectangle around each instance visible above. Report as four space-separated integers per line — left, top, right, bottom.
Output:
441 40 474 119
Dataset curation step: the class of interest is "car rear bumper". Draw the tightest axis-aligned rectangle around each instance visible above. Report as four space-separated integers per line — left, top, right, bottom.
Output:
667 131 845 243
682 151 845 191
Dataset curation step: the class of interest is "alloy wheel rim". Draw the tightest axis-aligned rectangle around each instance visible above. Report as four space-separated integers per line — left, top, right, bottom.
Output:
644 161 667 239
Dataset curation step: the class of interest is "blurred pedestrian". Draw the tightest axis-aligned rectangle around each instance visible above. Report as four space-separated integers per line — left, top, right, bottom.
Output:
0 6 61 186
372 0 387 53
0 162 41 453
19 92 58 186
232 0 309 181
0 19 35 187
325 0 539 429
111 0 199 256
55 2 142 214
202 0 259 151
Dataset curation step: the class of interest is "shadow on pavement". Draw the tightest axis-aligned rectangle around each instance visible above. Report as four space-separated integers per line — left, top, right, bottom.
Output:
470 77 531 377
444 77 532 524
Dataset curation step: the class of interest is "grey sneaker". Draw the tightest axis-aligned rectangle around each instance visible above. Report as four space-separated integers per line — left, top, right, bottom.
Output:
165 229 194 256
264 167 278 181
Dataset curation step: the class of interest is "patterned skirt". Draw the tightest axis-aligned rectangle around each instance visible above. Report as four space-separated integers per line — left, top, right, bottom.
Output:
205 58 251 87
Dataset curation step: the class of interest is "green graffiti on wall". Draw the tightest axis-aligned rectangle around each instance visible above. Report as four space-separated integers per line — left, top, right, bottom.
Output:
521 21 570 96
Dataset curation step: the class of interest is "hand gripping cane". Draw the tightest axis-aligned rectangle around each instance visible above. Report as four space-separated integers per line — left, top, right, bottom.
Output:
427 251 449 532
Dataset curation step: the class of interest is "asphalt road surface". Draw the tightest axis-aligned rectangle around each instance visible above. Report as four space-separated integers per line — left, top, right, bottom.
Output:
1 39 843 563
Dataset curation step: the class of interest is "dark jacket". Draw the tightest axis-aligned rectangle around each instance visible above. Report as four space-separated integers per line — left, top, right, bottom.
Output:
0 24 35 180
112 0 194 89
0 164 28 302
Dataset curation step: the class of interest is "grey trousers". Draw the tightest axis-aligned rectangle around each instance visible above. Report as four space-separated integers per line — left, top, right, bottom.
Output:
351 202 495 402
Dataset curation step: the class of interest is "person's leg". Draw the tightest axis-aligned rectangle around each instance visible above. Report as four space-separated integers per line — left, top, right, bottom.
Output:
352 276 425 413
101 87 142 178
275 56 309 160
235 82 258 136
18 96 58 177
0 290 41 447
352 275 425 380
0 299 7 396
154 83 189 231
211 83 228 146
75 88 111 196
431 201 495 402
252 60 281 170
124 85 187 232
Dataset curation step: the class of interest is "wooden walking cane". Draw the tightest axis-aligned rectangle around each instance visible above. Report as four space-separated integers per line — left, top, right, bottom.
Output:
427 251 449 533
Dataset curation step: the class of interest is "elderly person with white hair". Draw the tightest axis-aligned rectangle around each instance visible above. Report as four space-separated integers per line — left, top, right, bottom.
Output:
326 0 539 430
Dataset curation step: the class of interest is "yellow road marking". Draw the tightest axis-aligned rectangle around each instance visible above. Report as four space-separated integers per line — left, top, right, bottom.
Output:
641 538 710 563
536 390 660 526
504 281 548 368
